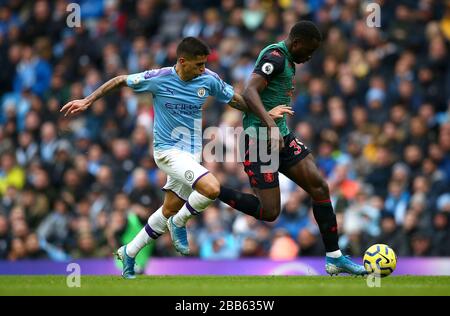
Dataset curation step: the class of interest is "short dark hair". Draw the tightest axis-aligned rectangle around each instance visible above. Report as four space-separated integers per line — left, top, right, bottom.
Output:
289 21 322 43
176 37 210 59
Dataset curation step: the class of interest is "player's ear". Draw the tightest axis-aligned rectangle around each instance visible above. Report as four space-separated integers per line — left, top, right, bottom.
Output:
179 57 185 65
292 39 302 49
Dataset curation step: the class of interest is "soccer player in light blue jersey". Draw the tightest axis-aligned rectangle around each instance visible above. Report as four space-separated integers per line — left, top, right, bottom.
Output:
61 37 292 279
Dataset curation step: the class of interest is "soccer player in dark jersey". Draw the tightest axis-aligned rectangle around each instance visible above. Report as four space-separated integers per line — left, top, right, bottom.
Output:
218 21 367 276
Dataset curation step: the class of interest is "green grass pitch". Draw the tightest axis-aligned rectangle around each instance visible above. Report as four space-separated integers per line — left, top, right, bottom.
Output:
0 276 449 296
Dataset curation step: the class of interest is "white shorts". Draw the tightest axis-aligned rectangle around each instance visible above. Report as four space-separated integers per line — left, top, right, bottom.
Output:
154 149 209 201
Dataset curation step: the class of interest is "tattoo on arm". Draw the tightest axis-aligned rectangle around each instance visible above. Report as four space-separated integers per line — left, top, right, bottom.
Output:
86 75 127 103
228 93 249 112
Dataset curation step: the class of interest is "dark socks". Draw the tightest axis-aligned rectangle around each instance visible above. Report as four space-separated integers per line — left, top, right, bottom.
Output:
312 199 340 252
218 186 262 219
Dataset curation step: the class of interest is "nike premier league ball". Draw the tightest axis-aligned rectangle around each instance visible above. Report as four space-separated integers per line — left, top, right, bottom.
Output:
363 244 397 277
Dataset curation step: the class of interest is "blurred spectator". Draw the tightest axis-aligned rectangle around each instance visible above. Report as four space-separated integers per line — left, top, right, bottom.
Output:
200 231 240 260
128 168 160 211
376 212 406 255
24 233 47 259
344 185 380 238
158 0 189 42
242 0 265 32
39 122 58 164
198 206 240 259
13 45 52 98
431 212 450 256
0 151 25 196
269 230 299 260
37 199 71 251
8 238 27 261
15 131 39 167
410 230 433 257
71 232 109 259
437 193 450 213
365 146 393 198
130 125 150 164
274 192 310 239
182 12 203 39
399 211 420 256
384 180 410 224
297 227 324 257
110 139 136 191
240 235 265 257
0 215 10 259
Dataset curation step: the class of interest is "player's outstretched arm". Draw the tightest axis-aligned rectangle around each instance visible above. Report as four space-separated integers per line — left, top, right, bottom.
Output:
60 75 128 117
268 105 294 120
227 93 249 112
228 93 294 120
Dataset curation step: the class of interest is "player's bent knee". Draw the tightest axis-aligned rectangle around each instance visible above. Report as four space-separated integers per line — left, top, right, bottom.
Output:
260 205 280 222
311 180 330 200
263 212 279 222
194 174 220 200
206 183 220 200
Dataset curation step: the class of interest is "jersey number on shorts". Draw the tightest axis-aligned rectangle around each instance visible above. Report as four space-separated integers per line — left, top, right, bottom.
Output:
289 138 304 155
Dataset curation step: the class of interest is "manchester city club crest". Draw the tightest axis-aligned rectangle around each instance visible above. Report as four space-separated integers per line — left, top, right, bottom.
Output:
197 87 206 97
132 76 141 85
185 170 194 182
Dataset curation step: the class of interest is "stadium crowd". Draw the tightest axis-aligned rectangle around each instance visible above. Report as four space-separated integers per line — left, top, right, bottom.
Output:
0 0 449 263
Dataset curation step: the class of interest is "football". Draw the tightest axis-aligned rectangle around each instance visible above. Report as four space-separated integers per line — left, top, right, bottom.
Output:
363 244 397 277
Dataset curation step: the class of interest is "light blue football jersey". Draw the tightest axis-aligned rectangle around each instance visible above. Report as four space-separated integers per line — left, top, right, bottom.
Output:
127 67 234 154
